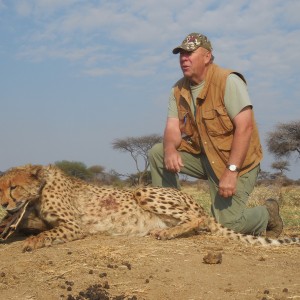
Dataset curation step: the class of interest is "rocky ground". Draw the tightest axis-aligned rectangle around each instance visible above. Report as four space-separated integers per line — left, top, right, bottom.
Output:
0 230 299 300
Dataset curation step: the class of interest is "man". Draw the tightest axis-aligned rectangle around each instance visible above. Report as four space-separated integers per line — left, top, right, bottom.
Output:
149 33 283 238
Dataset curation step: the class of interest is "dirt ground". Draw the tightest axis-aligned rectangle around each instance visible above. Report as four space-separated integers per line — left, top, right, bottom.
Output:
0 231 299 300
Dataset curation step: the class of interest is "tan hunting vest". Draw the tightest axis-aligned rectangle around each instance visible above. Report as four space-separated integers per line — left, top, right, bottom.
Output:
174 63 263 178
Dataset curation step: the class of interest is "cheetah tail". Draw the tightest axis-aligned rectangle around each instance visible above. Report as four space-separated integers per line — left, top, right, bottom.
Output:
205 217 300 246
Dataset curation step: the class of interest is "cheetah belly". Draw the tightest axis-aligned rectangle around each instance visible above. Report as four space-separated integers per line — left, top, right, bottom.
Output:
81 205 168 237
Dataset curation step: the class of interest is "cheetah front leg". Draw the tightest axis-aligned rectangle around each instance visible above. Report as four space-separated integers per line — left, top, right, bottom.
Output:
22 222 85 251
22 212 85 252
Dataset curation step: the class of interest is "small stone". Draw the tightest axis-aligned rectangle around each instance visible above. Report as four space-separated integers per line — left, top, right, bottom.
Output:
203 251 222 264
103 281 110 289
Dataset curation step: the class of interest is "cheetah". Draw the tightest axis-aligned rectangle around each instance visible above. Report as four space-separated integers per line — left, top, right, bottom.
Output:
0 164 299 251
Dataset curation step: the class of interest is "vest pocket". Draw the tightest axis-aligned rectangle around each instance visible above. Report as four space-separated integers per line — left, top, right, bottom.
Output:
202 106 233 137
216 135 231 162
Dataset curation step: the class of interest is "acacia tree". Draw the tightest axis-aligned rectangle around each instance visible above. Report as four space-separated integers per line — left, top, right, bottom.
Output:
112 134 162 185
271 160 290 176
266 120 300 158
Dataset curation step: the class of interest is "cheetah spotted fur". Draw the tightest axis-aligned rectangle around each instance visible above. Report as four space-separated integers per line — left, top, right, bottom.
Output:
0 164 299 251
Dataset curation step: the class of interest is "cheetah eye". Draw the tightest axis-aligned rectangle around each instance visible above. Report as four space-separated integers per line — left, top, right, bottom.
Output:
10 186 17 191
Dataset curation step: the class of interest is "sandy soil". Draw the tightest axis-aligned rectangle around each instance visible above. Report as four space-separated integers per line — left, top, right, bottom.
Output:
0 231 299 300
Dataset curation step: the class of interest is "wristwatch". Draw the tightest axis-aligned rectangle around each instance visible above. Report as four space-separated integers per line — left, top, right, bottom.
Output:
226 164 240 172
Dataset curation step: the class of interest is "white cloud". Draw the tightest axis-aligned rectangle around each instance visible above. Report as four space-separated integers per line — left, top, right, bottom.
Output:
15 0 32 16
7 0 300 96
32 3 300 105
14 0 81 17
0 0 6 10
18 44 108 62
281 0 300 26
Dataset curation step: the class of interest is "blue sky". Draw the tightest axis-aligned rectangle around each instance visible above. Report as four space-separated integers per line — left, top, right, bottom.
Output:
1 0 299 179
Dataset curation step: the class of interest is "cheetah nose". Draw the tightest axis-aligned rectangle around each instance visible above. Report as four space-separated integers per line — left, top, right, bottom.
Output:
1 203 8 209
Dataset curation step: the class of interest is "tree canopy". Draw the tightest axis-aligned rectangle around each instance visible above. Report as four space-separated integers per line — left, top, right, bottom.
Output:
55 160 93 180
271 160 290 176
112 134 162 184
266 120 300 158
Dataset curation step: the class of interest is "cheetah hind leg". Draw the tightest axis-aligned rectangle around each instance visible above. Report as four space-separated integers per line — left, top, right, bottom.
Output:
149 217 208 240
134 187 209 240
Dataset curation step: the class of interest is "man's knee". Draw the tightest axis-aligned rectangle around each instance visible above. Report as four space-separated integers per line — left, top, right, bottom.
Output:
148 143 164 162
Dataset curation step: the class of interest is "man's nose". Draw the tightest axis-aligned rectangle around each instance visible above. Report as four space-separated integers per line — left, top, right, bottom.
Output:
180 55 188 62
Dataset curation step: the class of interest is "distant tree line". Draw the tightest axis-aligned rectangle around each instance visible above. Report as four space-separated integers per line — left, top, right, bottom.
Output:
109 121 300 185
54 160 122 186
3 122 298 186
53 134 162 186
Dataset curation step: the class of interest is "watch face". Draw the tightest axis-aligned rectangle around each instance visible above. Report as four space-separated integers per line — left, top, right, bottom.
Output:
229 165 237 171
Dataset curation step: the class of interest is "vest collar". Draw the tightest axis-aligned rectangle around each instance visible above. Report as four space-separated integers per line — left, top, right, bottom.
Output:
198 63 217 100
178 78 192 105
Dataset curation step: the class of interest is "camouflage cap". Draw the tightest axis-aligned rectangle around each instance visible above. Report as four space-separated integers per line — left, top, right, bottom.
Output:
172 33 213 54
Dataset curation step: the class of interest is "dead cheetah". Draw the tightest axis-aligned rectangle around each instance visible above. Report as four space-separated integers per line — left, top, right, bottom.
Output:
0 164 299 251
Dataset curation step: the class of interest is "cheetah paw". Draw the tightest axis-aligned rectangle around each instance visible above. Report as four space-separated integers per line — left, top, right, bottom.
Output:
22 234 52 252
150 229 172 240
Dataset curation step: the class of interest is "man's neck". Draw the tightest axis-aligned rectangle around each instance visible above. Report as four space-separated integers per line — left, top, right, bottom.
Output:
190 63 211 85
190 80 203 86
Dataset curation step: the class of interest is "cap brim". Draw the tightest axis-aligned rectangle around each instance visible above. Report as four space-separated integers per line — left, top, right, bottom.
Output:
172 46 193 54
172 47 181 54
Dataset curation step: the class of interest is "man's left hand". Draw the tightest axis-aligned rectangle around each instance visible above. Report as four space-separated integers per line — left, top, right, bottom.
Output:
218 170 238 198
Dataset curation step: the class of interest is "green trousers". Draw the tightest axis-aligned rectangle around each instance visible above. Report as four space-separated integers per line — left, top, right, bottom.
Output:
149 143 269 235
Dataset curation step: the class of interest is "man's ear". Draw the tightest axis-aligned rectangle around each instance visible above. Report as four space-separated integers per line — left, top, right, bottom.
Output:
204 51 212 64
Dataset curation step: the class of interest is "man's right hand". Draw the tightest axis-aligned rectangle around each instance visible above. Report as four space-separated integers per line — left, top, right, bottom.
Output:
163 117 184 173
164 148 184 173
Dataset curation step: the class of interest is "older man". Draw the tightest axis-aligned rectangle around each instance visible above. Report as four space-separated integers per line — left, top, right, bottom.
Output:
149 33 283 237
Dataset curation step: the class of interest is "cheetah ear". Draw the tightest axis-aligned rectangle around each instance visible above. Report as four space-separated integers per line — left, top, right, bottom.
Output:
29 165 43 179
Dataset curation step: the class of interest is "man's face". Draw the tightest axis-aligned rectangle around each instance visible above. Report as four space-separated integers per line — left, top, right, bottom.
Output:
179 47 211 84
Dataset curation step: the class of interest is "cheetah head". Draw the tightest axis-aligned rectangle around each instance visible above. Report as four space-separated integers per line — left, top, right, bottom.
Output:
0 165 45 213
